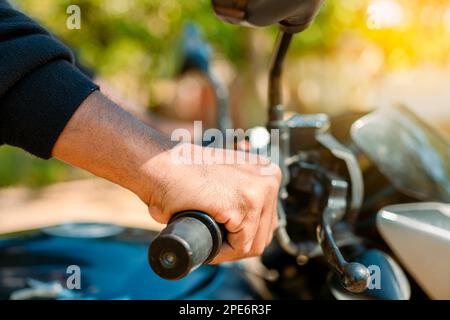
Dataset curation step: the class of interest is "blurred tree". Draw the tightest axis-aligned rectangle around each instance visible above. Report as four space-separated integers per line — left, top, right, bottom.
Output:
1 0 449 187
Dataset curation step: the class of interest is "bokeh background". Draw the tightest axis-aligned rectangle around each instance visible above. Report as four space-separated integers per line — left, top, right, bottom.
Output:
1 0 450 188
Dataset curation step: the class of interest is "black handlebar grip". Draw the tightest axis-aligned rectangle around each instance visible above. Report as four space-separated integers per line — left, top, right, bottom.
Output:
148 211 225 280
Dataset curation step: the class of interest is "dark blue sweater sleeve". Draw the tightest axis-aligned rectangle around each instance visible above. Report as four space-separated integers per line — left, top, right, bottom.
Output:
0 1 99 159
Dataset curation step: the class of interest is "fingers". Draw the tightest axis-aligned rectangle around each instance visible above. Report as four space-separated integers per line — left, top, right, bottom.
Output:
212 206 277 264
263 171 281 246
212 188 279 263
226 208 261 258
251 205 272 255
210 243 235 264
211 206 263 264
215 164 280 263
210 209 270 264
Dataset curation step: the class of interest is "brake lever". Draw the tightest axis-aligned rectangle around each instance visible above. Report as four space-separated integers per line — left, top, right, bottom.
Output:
261 28 369 292
316 172 370 293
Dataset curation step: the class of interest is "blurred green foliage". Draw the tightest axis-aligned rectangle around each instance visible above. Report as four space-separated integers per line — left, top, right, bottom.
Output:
12 1 360 96
3 0 342 188
0 146 88 187
2 0 449 187
14 0 334 72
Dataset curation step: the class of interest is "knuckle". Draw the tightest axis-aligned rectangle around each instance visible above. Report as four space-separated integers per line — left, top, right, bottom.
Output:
243 189 261 208
224 212 245 233
246 187 260 200
271 164 282 182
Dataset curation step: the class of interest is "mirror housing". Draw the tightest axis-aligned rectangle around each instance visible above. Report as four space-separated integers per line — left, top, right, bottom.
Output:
212 0 325 33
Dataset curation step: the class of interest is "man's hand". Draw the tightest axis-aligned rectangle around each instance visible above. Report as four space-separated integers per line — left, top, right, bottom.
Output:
146 144 281 263
53 91 281 263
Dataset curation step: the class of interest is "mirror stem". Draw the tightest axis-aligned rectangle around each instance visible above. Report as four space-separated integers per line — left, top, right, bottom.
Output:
269 31 293 118
268 31 293 190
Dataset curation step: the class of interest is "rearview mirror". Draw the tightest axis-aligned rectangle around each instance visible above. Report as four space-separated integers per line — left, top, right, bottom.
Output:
212 0 325 33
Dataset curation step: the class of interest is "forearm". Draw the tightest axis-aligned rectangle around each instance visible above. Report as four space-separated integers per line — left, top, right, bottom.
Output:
94 77 195 139
52 91 176 203
53 91 281 265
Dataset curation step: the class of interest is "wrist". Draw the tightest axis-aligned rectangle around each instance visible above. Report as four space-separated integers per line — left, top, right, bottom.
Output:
124 130 179 205
137 143 199 208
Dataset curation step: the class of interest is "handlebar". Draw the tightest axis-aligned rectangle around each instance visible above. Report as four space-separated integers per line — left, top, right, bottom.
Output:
148 211 225 280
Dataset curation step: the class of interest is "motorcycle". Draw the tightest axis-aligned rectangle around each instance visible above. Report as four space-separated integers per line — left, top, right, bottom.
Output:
1 0 449 300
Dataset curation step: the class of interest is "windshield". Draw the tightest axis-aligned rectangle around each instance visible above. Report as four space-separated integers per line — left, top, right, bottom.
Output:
351 106 450 202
